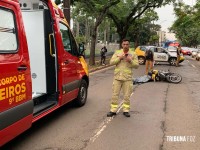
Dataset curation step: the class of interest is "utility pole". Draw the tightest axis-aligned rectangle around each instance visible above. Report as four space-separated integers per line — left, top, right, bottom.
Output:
63 0 70 26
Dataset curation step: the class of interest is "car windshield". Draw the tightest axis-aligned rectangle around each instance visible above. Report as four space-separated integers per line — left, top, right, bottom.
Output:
140 46 148 51
189 48 198 52
167 46 177 51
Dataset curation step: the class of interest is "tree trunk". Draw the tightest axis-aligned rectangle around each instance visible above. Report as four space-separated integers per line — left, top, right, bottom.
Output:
118 32 127 48
89 24 98 65
134 28 140 48
63 0 70 26
116 24 129 48
85 19 89 43
76 20 79 37
107 21 110 44
104 29 107 45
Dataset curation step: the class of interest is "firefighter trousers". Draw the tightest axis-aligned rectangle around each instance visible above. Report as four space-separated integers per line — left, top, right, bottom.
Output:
110 79 133 113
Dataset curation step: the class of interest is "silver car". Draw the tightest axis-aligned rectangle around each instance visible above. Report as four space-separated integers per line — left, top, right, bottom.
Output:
196 50 200 61
190 48 199 58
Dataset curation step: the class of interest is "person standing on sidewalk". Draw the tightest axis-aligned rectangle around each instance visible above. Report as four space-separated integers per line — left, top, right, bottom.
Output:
100 46 107 65
107 39 139 117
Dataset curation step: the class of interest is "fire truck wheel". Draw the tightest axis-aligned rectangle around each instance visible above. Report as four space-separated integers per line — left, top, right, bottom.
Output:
75 80 88 107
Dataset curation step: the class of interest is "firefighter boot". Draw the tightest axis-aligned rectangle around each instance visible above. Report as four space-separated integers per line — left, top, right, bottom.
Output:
107 112 117 117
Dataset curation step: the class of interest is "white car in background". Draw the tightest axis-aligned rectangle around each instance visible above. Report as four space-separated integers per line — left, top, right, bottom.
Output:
149 47 185 65
190 48 199 58
195 50 200 61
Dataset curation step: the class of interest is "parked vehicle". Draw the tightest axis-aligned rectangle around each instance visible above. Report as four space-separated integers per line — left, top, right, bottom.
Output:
0 0 89 146
134 46 153 64
196 50 200 61
181 47 192 56
135 46 185 65
150 47 185 65
163 41 180 48
190 48 199 58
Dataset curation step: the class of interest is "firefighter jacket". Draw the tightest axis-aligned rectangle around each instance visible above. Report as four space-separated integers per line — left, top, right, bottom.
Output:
110 49 139 81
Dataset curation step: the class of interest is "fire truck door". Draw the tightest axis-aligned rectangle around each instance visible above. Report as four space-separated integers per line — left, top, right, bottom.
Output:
0 1 32 146
58 22 80 104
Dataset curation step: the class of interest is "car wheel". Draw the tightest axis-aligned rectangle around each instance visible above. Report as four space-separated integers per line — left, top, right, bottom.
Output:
74 80 88 107
169 58 176 66
138 56 145 65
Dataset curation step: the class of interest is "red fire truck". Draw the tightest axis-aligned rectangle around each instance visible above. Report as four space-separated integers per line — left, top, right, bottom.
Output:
0 0 89 146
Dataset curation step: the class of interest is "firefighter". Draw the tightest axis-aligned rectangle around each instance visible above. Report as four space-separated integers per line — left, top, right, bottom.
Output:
107 39 139 117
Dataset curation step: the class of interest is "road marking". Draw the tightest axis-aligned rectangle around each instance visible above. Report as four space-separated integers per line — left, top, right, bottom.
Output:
186 59 196 68
89 93 133 143
191 64 196 68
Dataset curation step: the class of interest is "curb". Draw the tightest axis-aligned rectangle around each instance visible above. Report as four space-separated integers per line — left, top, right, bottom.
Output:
89 64 114 73
88 57 113 73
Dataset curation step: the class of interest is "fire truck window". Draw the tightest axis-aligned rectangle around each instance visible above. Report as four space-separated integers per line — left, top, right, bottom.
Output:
59 23 78 56
69 31 78 56
0 8 17 52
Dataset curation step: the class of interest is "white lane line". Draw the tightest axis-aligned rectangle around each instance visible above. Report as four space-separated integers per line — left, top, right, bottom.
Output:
89 100 123 143
191 64 196 68
89 93 133 143
186 59 196 68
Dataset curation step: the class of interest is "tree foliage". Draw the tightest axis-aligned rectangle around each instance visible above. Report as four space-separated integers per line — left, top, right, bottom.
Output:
127 9 160 46
106 0 175 45
170 1 200 47
72 0 120 65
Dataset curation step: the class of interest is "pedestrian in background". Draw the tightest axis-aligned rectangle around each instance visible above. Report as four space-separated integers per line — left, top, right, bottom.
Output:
176 44 181 67
100 46 107 65
145 48 154 75
107 39 139 118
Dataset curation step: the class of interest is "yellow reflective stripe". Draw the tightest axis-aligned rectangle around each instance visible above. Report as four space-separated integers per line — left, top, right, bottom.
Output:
123 103 130 109
114 58 119 63
124 70 131 73
111 104 118 108
114 68 120 72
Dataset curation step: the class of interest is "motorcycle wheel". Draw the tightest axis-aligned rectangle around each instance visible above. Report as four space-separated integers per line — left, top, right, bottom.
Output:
166 73 182 83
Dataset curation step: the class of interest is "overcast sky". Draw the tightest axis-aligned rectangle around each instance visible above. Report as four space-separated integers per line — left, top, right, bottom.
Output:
155 0 196 32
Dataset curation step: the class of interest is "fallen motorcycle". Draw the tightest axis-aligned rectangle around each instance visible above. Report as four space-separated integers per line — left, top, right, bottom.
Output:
133 69 182 84
150 69 182 84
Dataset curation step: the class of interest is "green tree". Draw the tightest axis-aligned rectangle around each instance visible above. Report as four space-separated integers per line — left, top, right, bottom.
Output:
73 0 120 65
127 9 160 47
55 0 76 25
107 0 175 45
170 1 200 47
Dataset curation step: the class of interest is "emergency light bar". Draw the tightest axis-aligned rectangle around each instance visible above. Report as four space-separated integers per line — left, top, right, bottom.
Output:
19 0 43 10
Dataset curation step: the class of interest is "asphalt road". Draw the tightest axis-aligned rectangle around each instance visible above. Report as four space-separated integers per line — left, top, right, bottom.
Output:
2 56 200 150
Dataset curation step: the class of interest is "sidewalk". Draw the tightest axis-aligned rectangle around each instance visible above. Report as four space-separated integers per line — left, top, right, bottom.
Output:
86 55 113 73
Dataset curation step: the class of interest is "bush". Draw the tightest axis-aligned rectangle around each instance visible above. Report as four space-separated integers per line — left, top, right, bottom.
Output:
75 36 86 44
